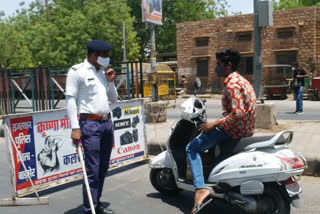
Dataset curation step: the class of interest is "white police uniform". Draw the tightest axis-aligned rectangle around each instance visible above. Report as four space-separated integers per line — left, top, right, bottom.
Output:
65 59 118 128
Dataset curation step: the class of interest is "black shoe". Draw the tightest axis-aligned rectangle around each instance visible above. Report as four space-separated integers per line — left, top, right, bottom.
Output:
96 204 114 214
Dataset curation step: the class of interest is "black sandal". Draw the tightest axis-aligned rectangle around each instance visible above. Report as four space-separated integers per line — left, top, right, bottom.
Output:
191 198 213 214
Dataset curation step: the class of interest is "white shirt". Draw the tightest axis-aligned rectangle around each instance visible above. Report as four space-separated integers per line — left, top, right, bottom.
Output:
65 59 118 128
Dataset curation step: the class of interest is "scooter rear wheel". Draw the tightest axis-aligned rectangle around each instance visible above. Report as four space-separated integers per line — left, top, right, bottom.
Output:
150 168 182 195
258 185 291 214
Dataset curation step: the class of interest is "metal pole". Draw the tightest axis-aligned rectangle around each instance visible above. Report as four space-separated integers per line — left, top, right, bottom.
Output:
131 63 135 99
123 22 126 62
1 70 6 114
253 0 262 101
30 70 35 112
135 62 139 98
33 68 39 111
126 63 131 100
77 144 96 214
39 66 45 111
9 71 16 114
150 24 158 102
139 58 144 98
45 0 50 22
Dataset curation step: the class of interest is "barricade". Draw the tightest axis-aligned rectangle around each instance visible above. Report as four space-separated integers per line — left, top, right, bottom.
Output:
1 99 147 204
0 59 144 115
142 63 177 107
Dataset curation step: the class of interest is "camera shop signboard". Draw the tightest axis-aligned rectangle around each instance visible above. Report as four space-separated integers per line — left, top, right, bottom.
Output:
3 99 147 197
109 99 146 165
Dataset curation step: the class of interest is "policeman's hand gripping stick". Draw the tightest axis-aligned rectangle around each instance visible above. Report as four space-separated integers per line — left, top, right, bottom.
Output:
77 142 96 214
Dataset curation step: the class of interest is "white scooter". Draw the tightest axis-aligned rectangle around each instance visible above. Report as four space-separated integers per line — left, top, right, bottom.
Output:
149 78 307 214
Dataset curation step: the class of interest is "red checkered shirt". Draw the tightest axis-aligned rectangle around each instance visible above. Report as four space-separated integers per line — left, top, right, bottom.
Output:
217 72 257 139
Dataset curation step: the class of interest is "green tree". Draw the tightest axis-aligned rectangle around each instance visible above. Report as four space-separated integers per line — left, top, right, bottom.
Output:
0 0 140 68
0 11 33 68
273 0 320 10
128 0 228 59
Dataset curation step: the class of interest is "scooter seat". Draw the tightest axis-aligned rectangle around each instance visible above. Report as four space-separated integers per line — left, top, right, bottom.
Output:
233 131 293 153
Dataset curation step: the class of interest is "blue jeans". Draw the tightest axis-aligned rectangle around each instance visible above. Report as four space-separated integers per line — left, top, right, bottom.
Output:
186 128 232 189
294 86 304 112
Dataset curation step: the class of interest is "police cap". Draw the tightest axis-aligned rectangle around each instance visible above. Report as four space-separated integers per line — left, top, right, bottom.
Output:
87 40 112 52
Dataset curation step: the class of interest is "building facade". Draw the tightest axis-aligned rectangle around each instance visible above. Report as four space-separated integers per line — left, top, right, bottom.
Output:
176 6 320 93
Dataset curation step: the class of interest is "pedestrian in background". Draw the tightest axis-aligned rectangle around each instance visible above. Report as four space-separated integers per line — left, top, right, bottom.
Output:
65 40 118 214
287 62 308 114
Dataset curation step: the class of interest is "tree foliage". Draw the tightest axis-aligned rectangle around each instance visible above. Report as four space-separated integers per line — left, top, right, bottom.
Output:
273 0 320 10
0 0 139 68
0 0 230 68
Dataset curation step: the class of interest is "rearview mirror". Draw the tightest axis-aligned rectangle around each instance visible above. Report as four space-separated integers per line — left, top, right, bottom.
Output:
194 77 201 89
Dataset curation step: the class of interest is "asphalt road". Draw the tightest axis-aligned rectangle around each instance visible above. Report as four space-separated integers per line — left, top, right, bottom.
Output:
0 157 319 214
167 97 320 121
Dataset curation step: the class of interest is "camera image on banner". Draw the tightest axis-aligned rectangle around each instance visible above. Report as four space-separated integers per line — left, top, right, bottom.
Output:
109 101 146 166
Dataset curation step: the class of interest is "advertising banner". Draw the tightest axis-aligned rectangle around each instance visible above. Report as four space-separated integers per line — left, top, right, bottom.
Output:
142 0 162 25
4 99 147 197
109 99 147 165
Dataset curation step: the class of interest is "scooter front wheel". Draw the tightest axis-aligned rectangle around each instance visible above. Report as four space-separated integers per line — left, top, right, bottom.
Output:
150 168 182 195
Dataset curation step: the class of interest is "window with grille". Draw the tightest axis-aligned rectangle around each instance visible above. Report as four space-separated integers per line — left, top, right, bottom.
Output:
238 56 253 75
237 33 252 42
276 52 297 73
277 28 294 39
197 60 208 77
196 37 209 47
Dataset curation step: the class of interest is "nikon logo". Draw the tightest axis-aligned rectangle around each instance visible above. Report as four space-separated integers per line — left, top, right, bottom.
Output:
123 106 140 116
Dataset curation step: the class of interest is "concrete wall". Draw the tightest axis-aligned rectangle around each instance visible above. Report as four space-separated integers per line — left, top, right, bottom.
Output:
255 103 277 129
144 101 167 123
177 6 320 92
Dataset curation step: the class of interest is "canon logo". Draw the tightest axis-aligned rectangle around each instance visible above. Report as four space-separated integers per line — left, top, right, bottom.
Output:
117 144 141 154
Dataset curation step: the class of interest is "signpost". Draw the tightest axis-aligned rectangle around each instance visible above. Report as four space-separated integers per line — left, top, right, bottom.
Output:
253 0 273 101
142 0 163 102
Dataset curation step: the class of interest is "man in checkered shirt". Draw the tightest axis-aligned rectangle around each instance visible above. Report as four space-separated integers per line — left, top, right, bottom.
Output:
187 49 257 214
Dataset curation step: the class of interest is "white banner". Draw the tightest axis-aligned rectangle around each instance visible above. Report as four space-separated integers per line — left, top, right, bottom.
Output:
4 99 147 197
109 100 146 165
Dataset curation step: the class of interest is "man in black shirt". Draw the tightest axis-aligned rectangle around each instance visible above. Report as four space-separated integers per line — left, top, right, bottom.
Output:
288 62 309 114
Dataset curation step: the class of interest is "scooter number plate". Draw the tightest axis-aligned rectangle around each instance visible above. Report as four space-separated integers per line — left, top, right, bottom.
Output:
285 181 301 196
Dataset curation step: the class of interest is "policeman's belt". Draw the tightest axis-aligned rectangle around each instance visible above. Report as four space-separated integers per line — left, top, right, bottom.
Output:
80 113 111 121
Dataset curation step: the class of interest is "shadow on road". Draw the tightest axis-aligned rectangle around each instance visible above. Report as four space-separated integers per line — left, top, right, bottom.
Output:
22 162 147 198
64 205 82 214
146 191 241 214
64 202 111 214
285 111 298 114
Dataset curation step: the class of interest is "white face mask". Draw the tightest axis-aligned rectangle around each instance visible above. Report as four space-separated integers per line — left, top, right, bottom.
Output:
97 56 110 68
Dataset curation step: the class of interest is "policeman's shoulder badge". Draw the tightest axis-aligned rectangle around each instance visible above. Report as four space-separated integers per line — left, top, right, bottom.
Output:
71 62 85 71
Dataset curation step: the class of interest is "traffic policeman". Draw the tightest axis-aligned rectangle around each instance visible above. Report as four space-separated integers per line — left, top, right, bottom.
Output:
65 40 118 214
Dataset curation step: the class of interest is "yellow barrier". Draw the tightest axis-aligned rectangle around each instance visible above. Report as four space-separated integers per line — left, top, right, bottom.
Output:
142 64 176 107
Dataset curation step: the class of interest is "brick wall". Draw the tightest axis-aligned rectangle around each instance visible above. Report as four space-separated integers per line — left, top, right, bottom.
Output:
177 6 320 92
